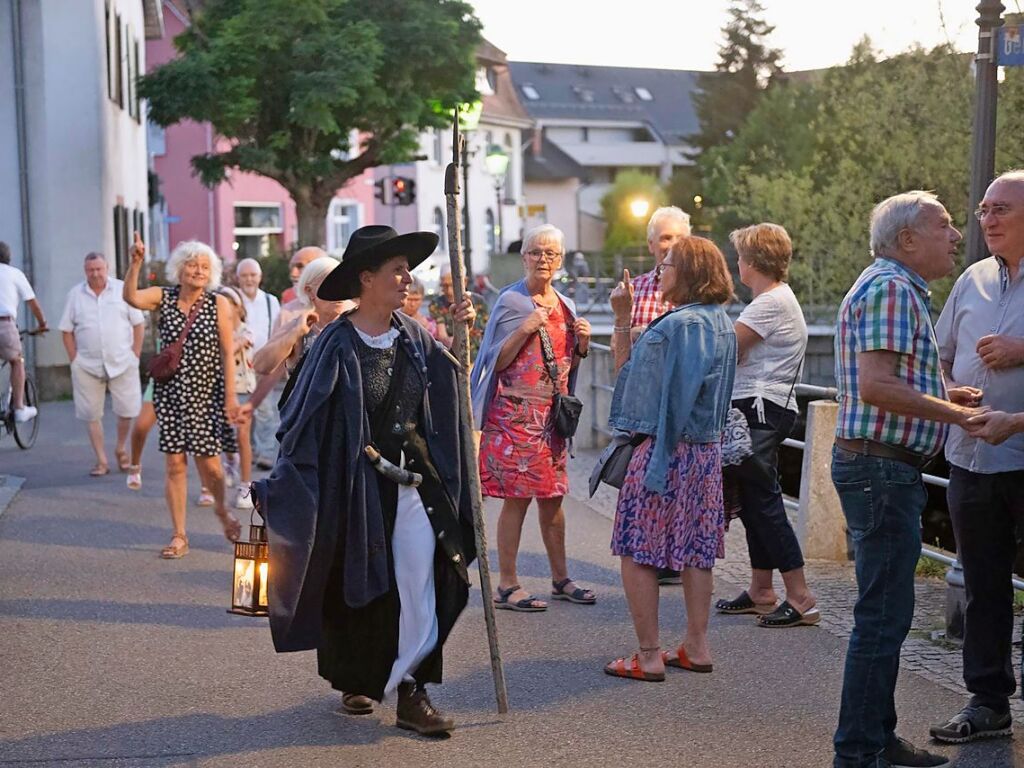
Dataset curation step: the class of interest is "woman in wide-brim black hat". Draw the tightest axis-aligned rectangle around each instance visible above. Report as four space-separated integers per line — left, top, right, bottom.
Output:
254 225 478 737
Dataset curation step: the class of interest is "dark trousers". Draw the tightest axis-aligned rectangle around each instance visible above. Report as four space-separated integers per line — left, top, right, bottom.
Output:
948 466 1024 714
731 397 804 573
832 447 926 768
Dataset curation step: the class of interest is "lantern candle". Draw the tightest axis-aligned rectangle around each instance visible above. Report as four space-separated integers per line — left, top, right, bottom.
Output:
229 510 269 617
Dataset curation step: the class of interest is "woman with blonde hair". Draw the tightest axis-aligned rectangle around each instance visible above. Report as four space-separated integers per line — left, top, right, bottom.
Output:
124 235 243 558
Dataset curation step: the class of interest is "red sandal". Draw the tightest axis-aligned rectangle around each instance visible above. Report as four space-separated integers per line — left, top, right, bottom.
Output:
603 653 665 682
662 644 713 673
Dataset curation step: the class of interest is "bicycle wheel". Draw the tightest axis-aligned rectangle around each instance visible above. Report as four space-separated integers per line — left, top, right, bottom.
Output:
13 375 39 449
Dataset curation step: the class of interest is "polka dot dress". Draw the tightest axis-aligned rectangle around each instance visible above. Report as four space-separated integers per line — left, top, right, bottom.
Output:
153 287 227 457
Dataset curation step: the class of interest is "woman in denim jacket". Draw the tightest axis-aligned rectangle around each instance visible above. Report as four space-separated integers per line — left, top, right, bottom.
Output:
604 236 737 682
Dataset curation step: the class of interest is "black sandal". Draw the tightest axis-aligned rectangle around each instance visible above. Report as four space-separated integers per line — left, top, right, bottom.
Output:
494 584 547 612
714 590 778 615
551 578 596 604
756 600 821 628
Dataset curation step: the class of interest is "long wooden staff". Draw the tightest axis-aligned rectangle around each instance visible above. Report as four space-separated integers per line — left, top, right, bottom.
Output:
444 108 509 714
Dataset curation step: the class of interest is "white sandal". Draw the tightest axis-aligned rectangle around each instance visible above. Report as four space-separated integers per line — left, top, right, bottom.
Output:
126 465 142 491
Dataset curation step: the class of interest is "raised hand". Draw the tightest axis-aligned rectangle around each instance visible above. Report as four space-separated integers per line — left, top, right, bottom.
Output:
521 305 552 335
130 231 145 266
610 268 634 321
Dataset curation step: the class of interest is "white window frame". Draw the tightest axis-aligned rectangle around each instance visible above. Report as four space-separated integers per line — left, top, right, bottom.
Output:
233 202 284 237
325 198 363 253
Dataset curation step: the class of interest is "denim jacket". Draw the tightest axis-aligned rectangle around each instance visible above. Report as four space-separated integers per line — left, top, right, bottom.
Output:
609 302 737 493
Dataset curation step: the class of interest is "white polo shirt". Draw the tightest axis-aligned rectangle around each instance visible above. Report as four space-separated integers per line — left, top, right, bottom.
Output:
58 278 145 378
0 263 35 319
242 288 280 351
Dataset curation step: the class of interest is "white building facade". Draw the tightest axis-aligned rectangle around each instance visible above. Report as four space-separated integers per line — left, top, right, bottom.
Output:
0 0 161 395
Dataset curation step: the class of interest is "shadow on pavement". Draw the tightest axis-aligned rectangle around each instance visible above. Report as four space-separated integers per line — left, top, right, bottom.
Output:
0 598 258 630
0 515 234 554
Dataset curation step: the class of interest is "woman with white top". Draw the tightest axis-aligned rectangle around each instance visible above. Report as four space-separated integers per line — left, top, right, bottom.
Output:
715 223 819 628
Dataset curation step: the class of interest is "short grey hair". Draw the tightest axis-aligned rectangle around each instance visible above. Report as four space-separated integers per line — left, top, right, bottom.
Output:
236 257 261 275
646 206 691 241
869 191 945 258
166 240 223 288
521 224 565 255
296 256 340 306
408 277 426 295
84 251 106 262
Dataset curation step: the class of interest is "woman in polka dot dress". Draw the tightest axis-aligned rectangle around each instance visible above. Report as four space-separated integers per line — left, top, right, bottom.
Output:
124 234 244 558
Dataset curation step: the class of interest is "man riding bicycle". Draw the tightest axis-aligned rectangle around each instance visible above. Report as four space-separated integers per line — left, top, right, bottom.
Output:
0 241 48 422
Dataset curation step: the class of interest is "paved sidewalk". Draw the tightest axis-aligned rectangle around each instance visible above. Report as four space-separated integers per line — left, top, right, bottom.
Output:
1 402 1022 767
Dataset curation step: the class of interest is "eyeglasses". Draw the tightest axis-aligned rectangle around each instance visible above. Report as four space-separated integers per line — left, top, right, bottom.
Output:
526 249 562 262
974 204 1014 221
655 262 677 277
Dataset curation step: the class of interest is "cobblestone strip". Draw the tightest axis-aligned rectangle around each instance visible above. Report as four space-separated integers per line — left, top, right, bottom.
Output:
567 450 1024 720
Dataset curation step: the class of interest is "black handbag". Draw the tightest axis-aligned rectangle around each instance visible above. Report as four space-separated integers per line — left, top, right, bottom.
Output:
589 431 646 496
537 325 583 439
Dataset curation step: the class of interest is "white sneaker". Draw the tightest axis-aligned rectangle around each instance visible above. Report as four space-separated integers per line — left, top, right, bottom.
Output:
235 486 254 510
13 406 37 423
223 459 240 489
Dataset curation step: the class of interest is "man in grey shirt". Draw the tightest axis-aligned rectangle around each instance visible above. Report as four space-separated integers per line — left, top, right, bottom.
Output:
931 169 1024 744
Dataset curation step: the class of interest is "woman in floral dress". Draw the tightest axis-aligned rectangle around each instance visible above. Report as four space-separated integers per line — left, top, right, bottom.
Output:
472 224 594 612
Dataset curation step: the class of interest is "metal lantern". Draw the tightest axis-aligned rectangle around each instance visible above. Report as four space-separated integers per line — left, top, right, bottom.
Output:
229 509 269 617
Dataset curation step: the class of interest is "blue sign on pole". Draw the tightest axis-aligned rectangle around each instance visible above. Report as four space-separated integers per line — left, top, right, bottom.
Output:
165 215 182 224
997 25 1024 66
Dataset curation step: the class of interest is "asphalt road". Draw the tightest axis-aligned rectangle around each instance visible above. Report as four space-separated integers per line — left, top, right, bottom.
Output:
2 402 1022 767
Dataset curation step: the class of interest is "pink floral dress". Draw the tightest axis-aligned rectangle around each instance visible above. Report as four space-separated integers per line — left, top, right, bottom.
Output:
479 302 574 499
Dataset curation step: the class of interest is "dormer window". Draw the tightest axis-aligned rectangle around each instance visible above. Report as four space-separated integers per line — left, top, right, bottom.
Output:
572 86 595 103
612 86 634 104
476 67 495 96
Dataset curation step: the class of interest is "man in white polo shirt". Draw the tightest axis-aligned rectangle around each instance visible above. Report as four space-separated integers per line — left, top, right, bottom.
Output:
0 241 47 422
59 252 144 476
236 258 280 468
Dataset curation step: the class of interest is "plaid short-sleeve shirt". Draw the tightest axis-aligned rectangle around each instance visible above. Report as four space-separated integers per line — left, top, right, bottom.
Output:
834 257 948 456
630 269 674 328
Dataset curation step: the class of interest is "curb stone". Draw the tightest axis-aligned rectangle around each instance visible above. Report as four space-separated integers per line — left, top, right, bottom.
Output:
0 474 25 521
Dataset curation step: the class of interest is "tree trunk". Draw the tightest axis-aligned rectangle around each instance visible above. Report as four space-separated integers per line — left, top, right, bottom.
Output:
293 188 330 250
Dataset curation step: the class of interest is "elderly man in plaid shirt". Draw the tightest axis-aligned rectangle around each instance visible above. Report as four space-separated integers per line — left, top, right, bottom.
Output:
616 206 691 585
831 191 986 768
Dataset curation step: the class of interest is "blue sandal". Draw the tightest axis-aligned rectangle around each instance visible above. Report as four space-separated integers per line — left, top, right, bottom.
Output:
494 584 547 612
551 578 597 605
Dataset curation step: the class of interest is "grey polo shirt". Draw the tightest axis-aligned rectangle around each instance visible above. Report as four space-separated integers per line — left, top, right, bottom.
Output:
935 256 1024 473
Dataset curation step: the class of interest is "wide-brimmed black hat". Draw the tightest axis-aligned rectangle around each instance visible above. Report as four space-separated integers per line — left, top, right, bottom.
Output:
318 225 439 300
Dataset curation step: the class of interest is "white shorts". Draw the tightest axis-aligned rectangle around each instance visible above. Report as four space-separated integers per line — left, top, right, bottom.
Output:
70 362 142 421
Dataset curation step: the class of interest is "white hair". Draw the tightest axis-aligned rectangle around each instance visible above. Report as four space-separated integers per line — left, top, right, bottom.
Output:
991 169 1024 188
236 257 262 275
296 256 340 306
646 206 691 241
166 240 223 289
521 224 565 255
869 191 945 258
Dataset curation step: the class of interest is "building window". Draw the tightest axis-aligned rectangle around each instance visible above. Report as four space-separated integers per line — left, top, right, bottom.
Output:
432 128 443 164
113 14 124 108
521 84 540 100
126 24 135 119
325 199 360 253
433 207 446 252
104 3 112 100
112 204 130 278
132 38 141 123
233 203 283 260
634 86 654 101
485 209 496 255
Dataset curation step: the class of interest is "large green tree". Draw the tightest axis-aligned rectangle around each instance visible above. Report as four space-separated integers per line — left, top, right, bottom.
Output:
688 0 783 160
141 0 481 246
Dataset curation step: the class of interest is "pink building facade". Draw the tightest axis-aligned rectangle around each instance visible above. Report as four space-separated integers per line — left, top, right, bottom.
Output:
147 1 375 265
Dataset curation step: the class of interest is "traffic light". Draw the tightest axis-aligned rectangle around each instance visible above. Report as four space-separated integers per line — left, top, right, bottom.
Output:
392 176 416 206
374 178 387 205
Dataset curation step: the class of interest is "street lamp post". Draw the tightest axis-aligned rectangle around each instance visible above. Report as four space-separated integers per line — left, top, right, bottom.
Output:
966 0 1005 265
485 144 510 255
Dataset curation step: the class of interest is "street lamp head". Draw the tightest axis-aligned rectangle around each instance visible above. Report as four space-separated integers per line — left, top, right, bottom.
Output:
485 143 510 179
629 198 651 219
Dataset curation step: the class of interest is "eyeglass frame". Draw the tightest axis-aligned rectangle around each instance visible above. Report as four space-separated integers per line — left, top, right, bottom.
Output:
524 248 563 262
655 261 677 278
974 203 1014 221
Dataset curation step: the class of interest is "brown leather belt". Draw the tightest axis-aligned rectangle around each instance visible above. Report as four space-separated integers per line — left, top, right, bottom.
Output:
834 437 934 469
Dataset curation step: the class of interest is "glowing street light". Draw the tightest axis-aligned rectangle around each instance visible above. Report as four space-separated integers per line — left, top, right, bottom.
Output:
629 198 650 219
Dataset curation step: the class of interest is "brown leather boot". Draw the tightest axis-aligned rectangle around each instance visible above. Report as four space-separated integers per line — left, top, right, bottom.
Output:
395 682 455 736
340 693 374 715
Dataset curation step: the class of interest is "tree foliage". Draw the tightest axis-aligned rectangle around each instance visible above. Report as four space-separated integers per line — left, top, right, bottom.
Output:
140 0 481 246
600 170 667 252
688 0 783 158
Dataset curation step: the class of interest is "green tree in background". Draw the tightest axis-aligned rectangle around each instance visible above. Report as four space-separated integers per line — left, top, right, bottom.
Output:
688 0 783 161
140 0 480 247
600 170 667 253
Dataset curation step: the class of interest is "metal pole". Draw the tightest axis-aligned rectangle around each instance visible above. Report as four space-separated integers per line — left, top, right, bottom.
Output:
965 0 1005 266
495 182 503 254
444 110 509 715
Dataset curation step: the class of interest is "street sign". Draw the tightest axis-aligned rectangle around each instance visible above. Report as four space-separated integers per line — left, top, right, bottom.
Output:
997 25 1024 66
165 215 181 223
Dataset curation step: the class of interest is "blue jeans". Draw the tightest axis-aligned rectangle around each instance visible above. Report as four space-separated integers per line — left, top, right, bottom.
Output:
831 446 927 768
248 393 280 462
